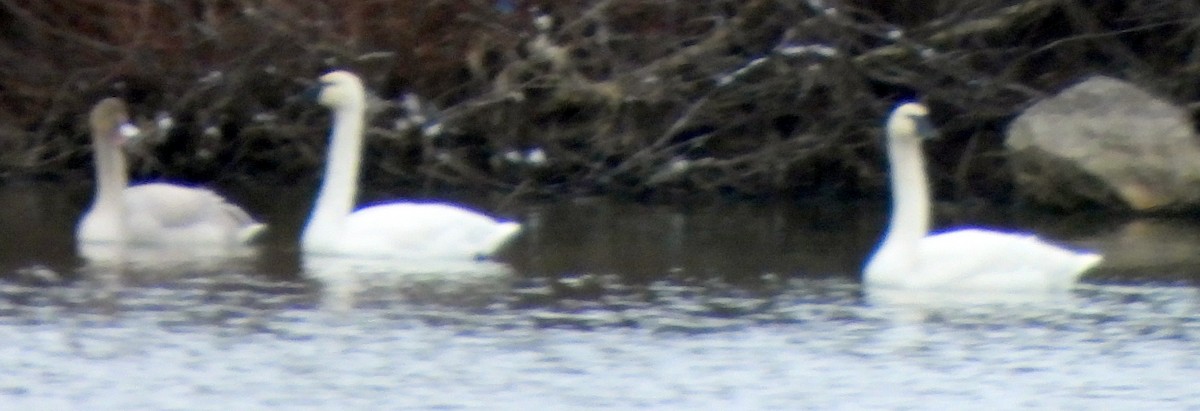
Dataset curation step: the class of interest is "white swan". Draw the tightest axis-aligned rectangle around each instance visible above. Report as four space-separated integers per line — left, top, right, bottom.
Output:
864 102 1102 292
302 70 521 260
76 98 266 247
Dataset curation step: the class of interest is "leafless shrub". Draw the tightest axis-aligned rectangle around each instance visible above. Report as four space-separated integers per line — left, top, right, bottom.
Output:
2 0 1199 203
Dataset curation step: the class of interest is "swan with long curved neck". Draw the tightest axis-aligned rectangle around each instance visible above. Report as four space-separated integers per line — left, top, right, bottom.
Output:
302 71 521 260
864 102 1101 292
76 98 265 247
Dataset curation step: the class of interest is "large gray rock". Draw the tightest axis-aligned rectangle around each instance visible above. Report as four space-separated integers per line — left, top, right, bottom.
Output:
1006 76 1200 211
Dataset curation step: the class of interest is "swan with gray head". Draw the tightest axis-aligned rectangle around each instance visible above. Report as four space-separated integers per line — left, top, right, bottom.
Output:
76 98 265 249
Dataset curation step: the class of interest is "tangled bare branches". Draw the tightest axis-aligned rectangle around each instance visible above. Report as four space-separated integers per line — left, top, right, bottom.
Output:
2 0 1200 203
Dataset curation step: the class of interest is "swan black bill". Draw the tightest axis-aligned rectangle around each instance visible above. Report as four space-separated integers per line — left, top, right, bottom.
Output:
913 115 937 140
302 82 329 101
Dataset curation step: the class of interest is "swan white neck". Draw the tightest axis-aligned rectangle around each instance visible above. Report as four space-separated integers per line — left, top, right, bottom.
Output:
304 100 366 245
93 132 128 215
877 131 930 267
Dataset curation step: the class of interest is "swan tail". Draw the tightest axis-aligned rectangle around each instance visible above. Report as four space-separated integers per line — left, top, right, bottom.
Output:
216 200 266 244
1074 252 1103 277
237 222 268 244
481 222 522 256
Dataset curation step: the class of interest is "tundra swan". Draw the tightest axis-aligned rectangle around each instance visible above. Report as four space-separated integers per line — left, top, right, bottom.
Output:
302 71 521 260
863 102 1101 293
76 98 265 248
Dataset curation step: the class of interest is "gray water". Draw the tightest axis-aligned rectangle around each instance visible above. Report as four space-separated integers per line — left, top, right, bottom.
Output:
1 184 1199 410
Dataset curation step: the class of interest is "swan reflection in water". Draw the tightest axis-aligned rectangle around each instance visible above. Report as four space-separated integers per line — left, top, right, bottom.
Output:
77 241 260 285
77 243 515 313
71 242 262 319
302 255 516 312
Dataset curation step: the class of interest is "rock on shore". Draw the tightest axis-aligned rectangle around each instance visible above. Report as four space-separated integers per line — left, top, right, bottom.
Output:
1006 76 1200 212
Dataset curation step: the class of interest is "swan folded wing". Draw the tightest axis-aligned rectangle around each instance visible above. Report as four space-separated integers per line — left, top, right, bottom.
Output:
123 183 264 244
342 203 521 259
912 228 1100 291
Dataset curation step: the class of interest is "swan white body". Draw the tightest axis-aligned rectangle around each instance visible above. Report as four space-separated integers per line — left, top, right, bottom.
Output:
863 103 1101 292
302 71 521 260
76 98 265 247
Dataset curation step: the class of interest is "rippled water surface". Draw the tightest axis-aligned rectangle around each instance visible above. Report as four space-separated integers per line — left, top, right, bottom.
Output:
1 184 1199 409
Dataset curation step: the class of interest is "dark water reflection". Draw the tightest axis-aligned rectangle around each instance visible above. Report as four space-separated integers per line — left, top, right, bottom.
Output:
512 198 877 283
1 183 1200 409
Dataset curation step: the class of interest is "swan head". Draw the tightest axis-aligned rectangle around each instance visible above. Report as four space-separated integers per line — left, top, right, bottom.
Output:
89 98 140 147
886 102 936 143
312 70 367 111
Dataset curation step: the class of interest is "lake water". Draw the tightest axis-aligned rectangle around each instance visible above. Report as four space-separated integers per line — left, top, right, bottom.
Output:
1 183 1199 409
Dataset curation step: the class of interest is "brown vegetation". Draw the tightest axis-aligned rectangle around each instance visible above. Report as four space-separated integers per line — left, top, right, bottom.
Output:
2 0 1200 203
